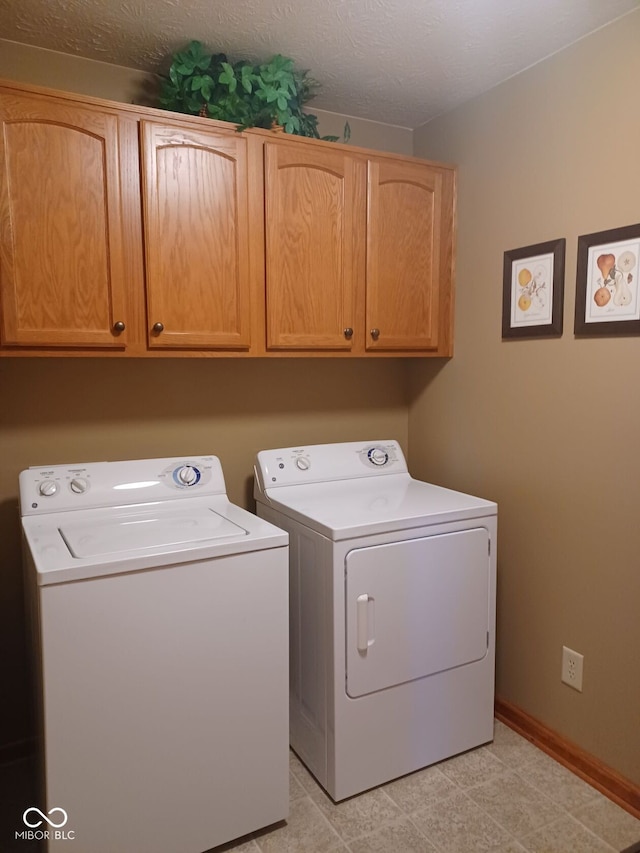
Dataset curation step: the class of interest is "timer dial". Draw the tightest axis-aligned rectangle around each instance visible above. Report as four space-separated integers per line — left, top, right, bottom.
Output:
368 447 389 466
177 465 198 486
69 478 88 494
295 457 310 471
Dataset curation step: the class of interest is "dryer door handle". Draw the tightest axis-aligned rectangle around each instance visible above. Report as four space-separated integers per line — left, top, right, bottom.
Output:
356 594 374 653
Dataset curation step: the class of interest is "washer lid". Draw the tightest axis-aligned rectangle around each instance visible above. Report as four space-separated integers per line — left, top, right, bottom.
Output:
260 474 496 540
59 507 247 558
22 495 287 585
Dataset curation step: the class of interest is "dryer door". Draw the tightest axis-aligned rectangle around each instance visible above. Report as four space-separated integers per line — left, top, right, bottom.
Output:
345 528 490 698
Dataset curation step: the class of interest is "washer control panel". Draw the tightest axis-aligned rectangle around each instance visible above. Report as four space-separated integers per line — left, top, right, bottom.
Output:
255 440 407 490
20 455 226 516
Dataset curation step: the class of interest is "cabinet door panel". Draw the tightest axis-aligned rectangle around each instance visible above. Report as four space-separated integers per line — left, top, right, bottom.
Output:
141 122 251 349
0 95 127 347
367 160 442 351
264 143 364 350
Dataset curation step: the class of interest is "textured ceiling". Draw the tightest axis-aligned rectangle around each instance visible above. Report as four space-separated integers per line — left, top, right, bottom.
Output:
1 0 638 128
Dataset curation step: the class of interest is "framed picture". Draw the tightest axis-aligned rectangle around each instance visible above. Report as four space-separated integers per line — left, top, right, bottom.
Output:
502 238 565 338
574 223 640 336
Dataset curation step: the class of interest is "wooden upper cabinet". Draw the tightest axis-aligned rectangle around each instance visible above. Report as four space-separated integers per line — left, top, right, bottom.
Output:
0 81 456 358
140 121 252 350
366 158 445 352
264 141 366 350
0 93 128 347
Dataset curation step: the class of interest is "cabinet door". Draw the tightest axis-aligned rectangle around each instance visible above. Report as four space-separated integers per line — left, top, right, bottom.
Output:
0 94 128 347
366 159 444 351
264 142 365 350
141 122 251 350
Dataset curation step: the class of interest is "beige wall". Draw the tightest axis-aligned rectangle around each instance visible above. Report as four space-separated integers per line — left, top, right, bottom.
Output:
0 38 413 154
313 107 413 155
0 38 159 105
1 358 408 753
410 10 640 783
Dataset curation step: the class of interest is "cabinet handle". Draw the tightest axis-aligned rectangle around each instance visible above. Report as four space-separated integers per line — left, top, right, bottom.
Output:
370 328 380 340
113 321 126 333
152 322 164 334
344 327 354 339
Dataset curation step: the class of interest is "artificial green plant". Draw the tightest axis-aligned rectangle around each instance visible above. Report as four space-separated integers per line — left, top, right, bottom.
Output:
159 41 350 142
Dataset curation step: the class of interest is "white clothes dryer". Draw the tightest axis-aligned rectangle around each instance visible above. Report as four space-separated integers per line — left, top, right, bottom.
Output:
20 454 289 853
254 440 497 801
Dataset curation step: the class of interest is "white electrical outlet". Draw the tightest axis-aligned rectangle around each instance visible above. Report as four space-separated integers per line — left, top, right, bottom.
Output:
561 646 584 692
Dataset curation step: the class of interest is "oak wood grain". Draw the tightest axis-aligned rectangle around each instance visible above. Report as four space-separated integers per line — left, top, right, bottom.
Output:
0 91 128 347
141 121 251 350
366 158 442 351
264 141 365 351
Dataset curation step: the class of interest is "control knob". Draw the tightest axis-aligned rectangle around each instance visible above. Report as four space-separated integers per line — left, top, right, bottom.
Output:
177 465 198 486
368 447 389 466
295 457 310 471
69 478 88 494
38 480 58 497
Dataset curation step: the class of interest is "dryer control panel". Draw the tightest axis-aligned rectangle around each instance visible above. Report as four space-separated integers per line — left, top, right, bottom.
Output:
255 440 408 490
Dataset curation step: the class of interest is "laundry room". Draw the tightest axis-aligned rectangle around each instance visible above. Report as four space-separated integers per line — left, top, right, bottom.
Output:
1 4 639 852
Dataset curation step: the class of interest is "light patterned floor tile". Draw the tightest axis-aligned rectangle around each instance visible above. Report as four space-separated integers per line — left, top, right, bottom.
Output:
438 745 508 788
520 751 602 811
289 750 324 794
520 813 618 852
289 771 307 802
467 770 564 839
573 796 640 851
308 785 402 843
383 764 459 813
411 789 514 853
486 722 543 768
347 816 438 853
253 796 342 853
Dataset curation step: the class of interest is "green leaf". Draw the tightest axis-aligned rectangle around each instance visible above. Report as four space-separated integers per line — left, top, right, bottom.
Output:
343 121 351 143
219 62 238 93
280 113 300 133
207 103 224 119
176 59 195 75
239 65 254 93
186 96 202 114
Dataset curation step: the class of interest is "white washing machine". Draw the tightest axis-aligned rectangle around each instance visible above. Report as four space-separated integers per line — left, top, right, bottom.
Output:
20 454 289 853
254 439 497 801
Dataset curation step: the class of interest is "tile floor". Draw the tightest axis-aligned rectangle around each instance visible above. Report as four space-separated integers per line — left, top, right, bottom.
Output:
1 721 637 852
215 721 640 853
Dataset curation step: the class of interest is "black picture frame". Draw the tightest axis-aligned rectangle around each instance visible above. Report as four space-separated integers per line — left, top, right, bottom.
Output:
502 238 565 339
574 223 640 336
